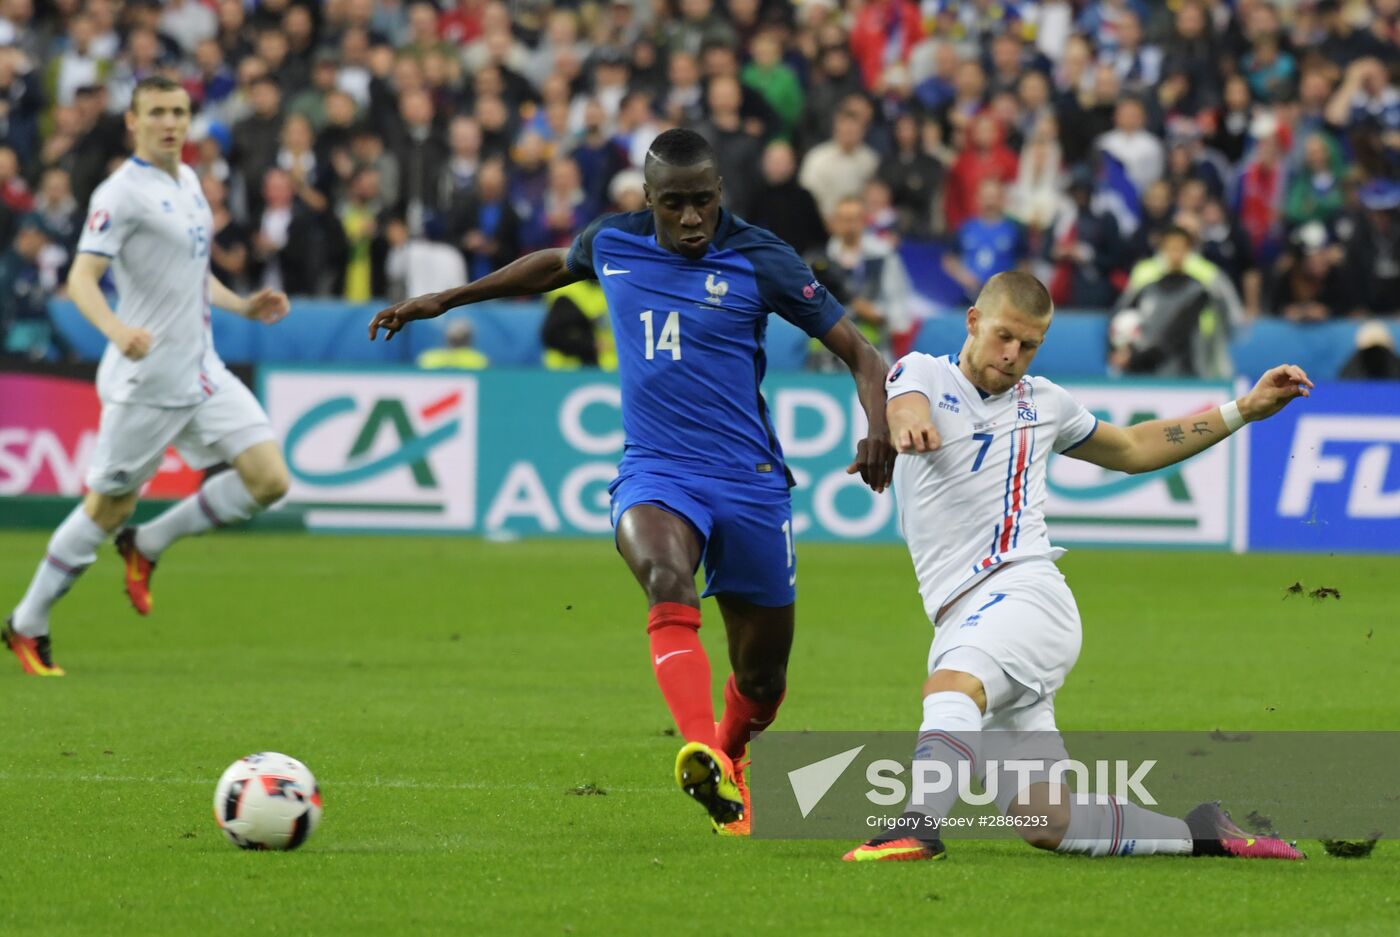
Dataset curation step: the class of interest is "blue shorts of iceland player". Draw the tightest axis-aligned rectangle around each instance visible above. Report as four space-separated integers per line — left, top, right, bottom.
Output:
567 209 846 608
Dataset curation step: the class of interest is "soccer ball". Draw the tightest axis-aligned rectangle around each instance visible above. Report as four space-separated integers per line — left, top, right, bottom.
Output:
213 752 323 850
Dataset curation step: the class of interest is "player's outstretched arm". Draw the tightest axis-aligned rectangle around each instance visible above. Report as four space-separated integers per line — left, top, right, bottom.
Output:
207 274 289 324
824 318 898 492
368 248 582 342
1067 364 1314 475
67 252 152 360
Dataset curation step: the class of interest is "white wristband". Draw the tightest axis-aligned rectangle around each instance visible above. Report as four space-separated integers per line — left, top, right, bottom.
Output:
1220 400 1245 434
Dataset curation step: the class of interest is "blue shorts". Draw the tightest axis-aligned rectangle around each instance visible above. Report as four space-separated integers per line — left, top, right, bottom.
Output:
609 470 796 607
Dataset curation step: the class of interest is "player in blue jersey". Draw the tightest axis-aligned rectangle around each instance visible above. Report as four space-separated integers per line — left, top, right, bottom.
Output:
370 129 896 833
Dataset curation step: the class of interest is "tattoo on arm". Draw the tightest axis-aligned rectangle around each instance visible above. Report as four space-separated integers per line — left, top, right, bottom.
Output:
1191 421 1213 436
1164 424 1185 445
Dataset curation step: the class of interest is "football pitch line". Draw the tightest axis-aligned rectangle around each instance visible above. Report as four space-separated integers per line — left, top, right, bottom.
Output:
0 770 670 797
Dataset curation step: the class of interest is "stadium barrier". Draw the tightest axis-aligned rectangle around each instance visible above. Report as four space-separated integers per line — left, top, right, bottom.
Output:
5 365 1396 551
47 297 1398 381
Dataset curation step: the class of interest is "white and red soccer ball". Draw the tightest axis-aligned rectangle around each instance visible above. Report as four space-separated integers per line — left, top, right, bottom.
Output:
213 752 322 850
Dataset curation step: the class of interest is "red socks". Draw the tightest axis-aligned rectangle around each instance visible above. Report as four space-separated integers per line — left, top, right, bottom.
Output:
716 674 784 760
647 603 715 747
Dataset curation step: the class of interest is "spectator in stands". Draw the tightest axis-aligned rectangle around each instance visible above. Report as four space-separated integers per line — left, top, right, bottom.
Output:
800 103 879 221
159 0 216 57
1285 132 1346 229
741 30 802 140
944 113 1018 233
68 85 124 205
27 167 81 266
1198 195 1257 312
748 140 827 256
569 99 626 209
1235 118 1288 265
1007 115 1063 237
1342 179 1400 315
666 0 736 60
849 0 921 90
0 144 33 216
913 41 958 114
541 278 614 370
233 75 285 214
878 112 942 238
1160 0 1222 112
1097 96 1164 196
1244 24 1296 104
944 179 1027 300
1055 58 1118 166
695 75 761 218
942 58 989 145
50 13 108 108
0 218 56 359
277 113 330 213
419 319 489 370
1046 167 1122 309
663 49 705 126
338 166 385 301
0 47 43 168
252 168 339 296
1101 10 1161 94
1208 74 1255 165
1113 224 1241 378
810 194 912 365
203 173 250 295
286 52 342 132
1269 221 1352 322
387 88 448 236
607 168 646 213
1339 320 1400 380
439 114 482 207
1126 178 1177 264
797 30 864 152
532 156 590 251
448 158 520 281
106 26 164 114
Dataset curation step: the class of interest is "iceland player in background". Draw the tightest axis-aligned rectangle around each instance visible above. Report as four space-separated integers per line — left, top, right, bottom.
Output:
370 129 897 834
5 76 291 677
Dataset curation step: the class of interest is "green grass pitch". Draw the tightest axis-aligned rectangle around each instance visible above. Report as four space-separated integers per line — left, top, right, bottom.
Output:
2 532 1398 935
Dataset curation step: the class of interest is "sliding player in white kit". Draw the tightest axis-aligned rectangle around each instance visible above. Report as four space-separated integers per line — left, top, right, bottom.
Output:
845 272 1311 862
3 77 290 676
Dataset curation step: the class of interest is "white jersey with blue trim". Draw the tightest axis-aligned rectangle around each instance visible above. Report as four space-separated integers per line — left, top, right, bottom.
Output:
887 353 1098 622
76 157 222 407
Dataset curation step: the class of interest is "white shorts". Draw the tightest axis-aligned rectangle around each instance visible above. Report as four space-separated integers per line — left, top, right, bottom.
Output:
927 557 1083 707
928 560 1081 809
86 375 275 495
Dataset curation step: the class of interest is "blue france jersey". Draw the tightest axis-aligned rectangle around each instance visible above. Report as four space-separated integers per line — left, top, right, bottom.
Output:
566 210 844 485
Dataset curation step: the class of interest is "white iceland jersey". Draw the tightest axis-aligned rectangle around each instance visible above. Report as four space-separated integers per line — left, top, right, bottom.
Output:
887 353 1099 621
77 157 222 407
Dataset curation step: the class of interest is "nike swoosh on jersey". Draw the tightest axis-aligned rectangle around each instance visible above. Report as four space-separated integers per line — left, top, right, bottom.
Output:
602 263 631 275
654 649 692 666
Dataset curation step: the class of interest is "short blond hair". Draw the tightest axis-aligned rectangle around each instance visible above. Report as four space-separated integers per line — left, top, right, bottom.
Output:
976 271 1054 318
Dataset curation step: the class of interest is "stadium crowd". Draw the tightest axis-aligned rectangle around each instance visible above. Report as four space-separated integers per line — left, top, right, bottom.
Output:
1 0 1398 371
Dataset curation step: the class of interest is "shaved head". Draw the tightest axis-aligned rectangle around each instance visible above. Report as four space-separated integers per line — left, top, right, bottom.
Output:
976 271 1054 320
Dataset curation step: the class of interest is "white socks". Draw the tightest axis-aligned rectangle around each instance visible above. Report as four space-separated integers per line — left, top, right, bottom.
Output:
906 691 984 831
1056 792 1193 857
12 506 108 636
135 471 261 560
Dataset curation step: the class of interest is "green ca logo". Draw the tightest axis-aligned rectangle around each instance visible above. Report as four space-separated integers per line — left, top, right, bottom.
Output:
284 395 461 487
1047 410 1191 502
